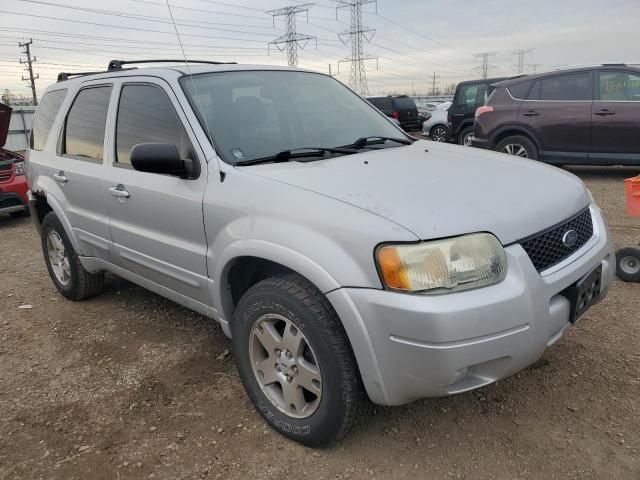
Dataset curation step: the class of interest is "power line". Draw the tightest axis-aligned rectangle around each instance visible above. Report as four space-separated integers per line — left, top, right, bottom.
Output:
267 4 317 67
336 0 378 96
19 38 38 105
474 52 497 79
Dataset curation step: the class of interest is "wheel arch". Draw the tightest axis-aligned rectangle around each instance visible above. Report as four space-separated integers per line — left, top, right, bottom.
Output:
489 125 542 155
29 188 81 253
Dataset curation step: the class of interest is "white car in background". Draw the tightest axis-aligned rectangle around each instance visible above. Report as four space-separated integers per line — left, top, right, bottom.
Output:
422 101 452 142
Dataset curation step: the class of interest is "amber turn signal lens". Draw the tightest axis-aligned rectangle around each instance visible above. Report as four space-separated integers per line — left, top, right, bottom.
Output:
376 246 411 291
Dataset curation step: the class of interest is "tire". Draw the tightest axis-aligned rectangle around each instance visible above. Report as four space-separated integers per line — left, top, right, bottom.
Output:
9 207 30 218
457 126 474 146
615 247 640 282
430 124 450 143
41 212 104 300
232 273 366 447
495 135 539 160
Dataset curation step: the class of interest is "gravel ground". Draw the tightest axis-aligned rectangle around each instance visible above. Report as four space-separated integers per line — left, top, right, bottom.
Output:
0 165 639 480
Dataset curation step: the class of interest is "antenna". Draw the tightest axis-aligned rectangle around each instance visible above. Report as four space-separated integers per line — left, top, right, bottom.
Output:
267 4 317 68
163 0 223 180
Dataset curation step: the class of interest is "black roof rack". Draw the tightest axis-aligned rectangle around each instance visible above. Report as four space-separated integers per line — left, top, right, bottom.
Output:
107 59 237 71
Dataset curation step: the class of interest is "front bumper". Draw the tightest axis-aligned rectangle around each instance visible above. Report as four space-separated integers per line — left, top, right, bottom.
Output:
470 136 489 149
328 205 614 405
0 174 29 214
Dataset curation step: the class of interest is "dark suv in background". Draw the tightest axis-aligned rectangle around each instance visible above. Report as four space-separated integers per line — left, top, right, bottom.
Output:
367 95 422 131
449 77 507 145
473 64 640 164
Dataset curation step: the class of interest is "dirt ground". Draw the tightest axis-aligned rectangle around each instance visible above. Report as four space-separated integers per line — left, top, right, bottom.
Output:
1 165 639 480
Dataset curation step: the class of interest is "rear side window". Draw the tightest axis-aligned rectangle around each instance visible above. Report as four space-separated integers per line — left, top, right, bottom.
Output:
63 86 112 161
370 97 393 110
599 71 640 101
456 84 488 109
115 84 193 165
507 80 533 100
30 89 67 151
394 97 417 111
539 73 591 101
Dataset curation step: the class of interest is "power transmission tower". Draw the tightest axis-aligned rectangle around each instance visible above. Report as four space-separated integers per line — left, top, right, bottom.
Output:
474 52 497 79
267 4 316 68
19 39 38 105
430 72 440 95
512 49 532 74
335 0 378 96
528 63 543 73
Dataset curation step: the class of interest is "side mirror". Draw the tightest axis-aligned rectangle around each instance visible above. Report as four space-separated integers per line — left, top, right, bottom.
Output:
130 143 195 178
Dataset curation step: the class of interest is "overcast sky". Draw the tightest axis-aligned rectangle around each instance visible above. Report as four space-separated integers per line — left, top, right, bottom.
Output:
0 0 638 98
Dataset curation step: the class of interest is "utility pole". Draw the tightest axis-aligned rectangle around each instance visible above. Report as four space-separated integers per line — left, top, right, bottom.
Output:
512 49 532 74
430 72 440 95
19 39 38 105
335 0 378 96
267 4 316 68
474 52 497 79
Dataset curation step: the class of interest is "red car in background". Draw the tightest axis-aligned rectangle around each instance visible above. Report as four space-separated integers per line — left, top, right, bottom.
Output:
0 102 29 218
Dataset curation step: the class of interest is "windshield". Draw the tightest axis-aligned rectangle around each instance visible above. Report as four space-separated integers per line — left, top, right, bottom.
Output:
180 70 405 165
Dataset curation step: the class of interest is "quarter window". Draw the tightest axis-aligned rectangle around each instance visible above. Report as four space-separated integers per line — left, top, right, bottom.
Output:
507 80 533 100
63 86 112 160
115 84 193 165
31 89 67 151
539 73 591 101
599 71 640 101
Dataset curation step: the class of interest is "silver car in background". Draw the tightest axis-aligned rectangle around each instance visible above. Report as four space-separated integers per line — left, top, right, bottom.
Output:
27 63 614 447
422 100 452 142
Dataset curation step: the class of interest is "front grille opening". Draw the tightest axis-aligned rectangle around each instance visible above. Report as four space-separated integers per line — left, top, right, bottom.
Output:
519 208 593 272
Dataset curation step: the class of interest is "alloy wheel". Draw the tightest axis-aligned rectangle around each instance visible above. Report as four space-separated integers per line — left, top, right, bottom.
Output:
502 143 529 157
46 230 71 286
249 313 322 418
431 126 448 142
620 255 640 276
463 133 474 146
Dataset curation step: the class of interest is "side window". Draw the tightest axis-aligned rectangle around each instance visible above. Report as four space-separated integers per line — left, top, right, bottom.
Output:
599 71 640 101
539 73 591 101
507 80 533 100
456 84 478 108
116 84 193 165
31 89 67 151
63 86 112 161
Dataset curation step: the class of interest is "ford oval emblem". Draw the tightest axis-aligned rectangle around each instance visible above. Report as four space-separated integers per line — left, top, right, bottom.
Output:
562 229 578 248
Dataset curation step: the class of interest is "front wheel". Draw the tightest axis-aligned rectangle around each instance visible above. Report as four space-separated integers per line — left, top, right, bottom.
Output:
430 124 450 142
615 247 640 282
232 274 366 447
495 135 539 160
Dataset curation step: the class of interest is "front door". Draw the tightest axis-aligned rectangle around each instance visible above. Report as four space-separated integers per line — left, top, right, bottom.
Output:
103 79 210 305
590 69 640 164
518 72 593 163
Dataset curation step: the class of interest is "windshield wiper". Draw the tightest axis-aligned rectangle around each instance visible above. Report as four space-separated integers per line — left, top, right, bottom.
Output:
235 147 357 166
347 136 414 149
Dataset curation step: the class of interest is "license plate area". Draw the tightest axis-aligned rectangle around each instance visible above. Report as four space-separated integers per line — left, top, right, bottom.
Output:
562 265 602 323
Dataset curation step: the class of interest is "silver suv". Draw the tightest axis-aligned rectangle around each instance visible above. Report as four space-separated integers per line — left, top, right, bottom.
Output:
27 61 614 447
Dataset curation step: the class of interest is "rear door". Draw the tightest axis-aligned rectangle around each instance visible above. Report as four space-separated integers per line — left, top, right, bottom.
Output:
53 83 114 258
103 78 210 305
518 72 593 163
451 83 489 134
394 96 418 127
590 69 640 164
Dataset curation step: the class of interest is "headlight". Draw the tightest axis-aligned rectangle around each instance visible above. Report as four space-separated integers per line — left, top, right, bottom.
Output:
376 233 507 294
14 161 25 176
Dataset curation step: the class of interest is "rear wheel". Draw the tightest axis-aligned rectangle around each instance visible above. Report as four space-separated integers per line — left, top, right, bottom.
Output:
232 273 366 447
615 247 640 282
458 127 474 146
495 135 539 160
41 212 104 300
430 124 450 142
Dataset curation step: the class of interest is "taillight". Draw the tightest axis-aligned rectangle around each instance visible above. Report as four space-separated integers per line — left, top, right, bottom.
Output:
392 111 399 120
475 106 494 118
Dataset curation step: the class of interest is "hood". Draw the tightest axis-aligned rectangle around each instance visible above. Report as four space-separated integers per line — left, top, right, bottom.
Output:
0 102 11 148
237 140 590 245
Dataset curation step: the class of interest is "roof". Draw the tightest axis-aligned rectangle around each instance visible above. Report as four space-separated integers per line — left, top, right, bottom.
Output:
496 63 640 87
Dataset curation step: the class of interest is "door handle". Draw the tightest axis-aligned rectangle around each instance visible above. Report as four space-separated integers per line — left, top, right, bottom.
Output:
594 109 615 116
52 171 68 183
523 110 540 117
109 185 130 199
